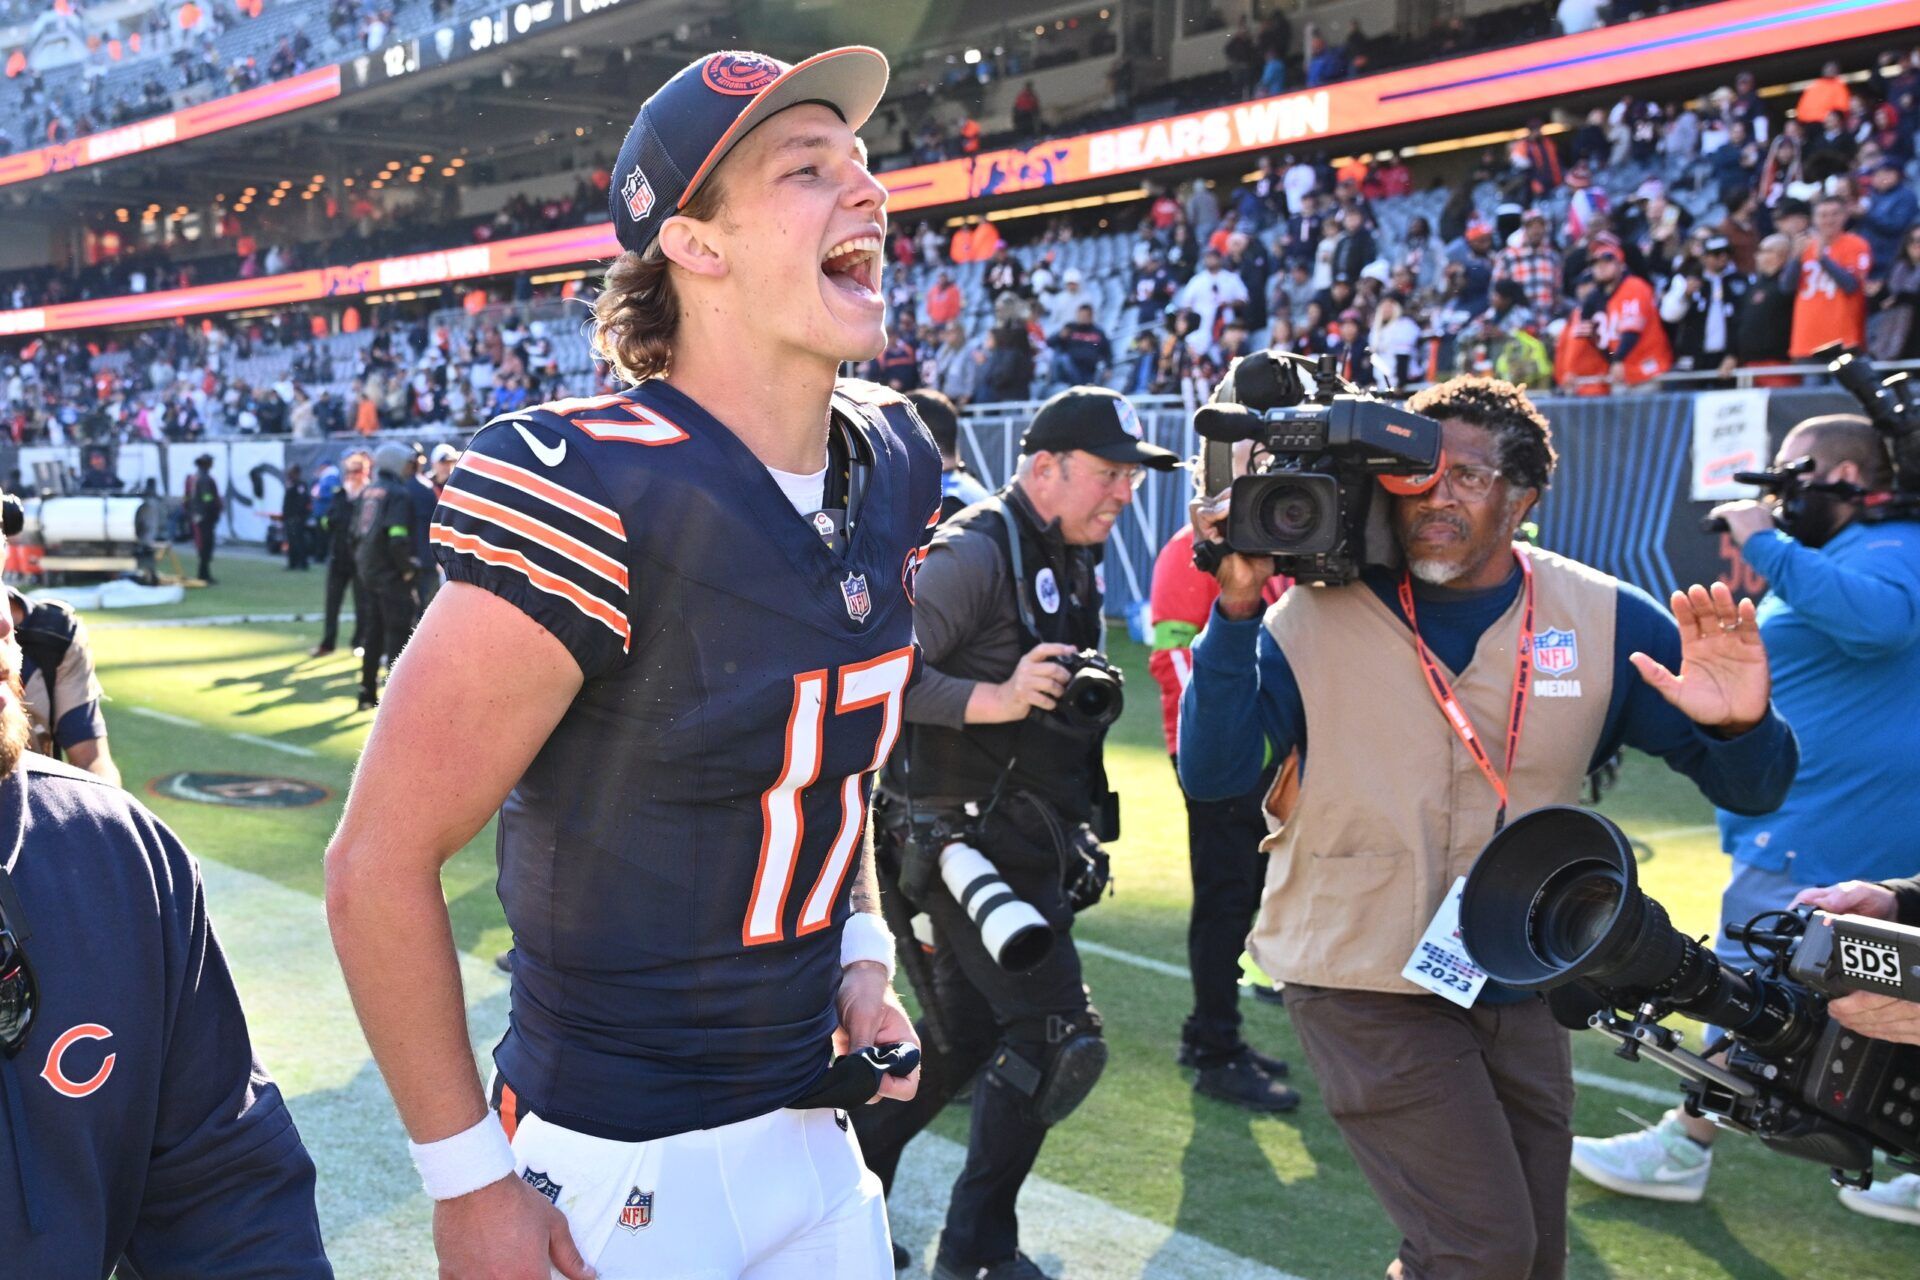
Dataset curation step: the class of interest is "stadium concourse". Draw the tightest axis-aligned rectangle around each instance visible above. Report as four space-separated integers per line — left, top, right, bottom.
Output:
3 1 1920 1277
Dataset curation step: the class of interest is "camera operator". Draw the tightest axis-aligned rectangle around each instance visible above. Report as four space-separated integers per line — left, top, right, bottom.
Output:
1182 375 1796 1280
854 387 1177 1280
1791 876 1920 1222
1575 413 1920 1211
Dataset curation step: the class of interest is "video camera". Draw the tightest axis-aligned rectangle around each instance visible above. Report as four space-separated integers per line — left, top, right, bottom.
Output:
1704 344 1920 536
1460 806 1920 1184
1192 351 1441 585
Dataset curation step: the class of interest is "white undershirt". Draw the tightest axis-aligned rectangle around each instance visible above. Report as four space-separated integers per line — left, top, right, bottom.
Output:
765 463 827 516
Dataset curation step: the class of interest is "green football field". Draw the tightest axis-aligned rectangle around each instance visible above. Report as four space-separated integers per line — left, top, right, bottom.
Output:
81 554 1912 1279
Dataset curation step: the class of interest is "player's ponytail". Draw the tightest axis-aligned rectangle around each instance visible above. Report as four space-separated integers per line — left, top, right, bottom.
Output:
589 250 677 383
588 178 729 384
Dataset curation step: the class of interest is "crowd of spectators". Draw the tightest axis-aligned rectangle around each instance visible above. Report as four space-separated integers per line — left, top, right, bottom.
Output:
0 0 456 158
0 168 609 311
876 49 1920 404
0 297 600 447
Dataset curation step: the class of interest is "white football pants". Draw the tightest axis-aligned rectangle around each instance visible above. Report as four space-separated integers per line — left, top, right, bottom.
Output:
502 1099 894 1280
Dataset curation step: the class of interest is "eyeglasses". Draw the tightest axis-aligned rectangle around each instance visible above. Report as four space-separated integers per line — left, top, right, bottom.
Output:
1435 463 1503 501
1076 457 1147 491
0 869 34 1059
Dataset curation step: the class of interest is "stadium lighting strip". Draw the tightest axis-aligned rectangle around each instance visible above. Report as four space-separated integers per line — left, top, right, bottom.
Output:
0 67 341 188
877 0 1920 214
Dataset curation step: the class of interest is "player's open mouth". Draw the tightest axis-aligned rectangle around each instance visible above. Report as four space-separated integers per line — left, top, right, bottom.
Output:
821 235 882 305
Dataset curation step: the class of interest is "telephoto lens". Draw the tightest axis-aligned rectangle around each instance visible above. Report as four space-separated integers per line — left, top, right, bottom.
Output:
938 841 1055 972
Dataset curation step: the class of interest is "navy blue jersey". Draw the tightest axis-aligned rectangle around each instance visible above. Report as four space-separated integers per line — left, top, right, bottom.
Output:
0 756 329 1278
432 377 941 1141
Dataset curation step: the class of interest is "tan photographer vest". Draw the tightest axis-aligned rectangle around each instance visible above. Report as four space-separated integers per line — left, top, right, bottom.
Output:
1251 546 1618 995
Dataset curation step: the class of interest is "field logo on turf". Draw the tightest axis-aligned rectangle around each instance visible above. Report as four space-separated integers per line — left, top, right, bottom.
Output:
149 772 330 808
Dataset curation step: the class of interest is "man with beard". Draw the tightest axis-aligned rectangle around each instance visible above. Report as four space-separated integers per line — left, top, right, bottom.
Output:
1179 372 1796 1280
0 510 331 1274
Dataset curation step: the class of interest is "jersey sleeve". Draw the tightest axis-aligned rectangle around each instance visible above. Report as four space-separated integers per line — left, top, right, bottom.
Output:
124 807 331 1279
431 411 634 680
51 616 106 750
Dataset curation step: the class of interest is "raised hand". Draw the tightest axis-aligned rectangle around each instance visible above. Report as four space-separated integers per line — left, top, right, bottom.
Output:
1629 582 1769 734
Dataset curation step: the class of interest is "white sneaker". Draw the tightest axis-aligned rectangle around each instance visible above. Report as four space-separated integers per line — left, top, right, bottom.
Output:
1839 1172 1920 1226
1570 1109 1713 1203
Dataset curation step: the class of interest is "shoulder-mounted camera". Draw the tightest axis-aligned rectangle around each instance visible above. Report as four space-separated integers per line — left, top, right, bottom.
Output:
1192 351 1442 585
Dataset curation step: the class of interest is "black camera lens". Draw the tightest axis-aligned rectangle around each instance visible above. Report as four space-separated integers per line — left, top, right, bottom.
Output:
1058 665 1123 731
1531 864 1626 969
1255 480 1332 551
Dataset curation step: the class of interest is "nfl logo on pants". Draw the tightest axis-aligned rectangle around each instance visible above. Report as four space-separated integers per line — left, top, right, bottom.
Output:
618 1186 653 1232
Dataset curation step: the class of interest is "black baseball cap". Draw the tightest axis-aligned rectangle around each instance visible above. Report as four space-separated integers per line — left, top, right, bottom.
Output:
609 47 890 258
1020 388 1180 470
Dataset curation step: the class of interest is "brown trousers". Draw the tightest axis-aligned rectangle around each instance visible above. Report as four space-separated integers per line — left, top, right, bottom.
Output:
1285 985 1574 1280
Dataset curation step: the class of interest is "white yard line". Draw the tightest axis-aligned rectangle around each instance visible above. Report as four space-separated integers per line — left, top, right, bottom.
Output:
124 705 198 728
229 731 318 758
91 610 347 630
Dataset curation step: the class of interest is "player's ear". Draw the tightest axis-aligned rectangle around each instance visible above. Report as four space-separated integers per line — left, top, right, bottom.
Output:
658 215 728 281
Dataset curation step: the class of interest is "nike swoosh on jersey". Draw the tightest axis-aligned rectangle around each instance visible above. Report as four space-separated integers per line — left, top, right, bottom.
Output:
513 421 568 467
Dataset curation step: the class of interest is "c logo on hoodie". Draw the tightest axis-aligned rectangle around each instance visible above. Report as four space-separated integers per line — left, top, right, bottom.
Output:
42 1023 115 1098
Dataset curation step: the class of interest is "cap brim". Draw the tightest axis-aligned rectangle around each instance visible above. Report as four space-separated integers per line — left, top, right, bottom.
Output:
681 46 890 207
1088 439 1183 470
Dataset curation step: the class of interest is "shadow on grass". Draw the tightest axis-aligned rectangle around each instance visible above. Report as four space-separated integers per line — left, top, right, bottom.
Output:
1569 1195 1794 1280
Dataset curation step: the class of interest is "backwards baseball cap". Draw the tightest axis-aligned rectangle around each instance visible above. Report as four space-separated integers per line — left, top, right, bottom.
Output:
1020 387 1180 470
1590 241 1625 263
608 47 890 258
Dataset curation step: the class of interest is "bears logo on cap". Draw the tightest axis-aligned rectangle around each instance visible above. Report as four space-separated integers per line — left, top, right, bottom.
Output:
622 169 655 223
702 52 781 95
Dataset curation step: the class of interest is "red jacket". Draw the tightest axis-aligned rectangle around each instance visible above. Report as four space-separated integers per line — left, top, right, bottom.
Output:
1147 525 1287 755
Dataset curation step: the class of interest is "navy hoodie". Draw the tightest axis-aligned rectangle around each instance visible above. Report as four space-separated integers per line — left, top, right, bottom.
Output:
0 755 331 1278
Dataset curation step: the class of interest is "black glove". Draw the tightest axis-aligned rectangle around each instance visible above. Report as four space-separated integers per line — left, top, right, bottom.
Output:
790 1042 922 1110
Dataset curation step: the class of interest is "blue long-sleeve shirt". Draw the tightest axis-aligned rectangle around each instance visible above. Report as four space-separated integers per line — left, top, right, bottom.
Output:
0 755 331 1278
1720 520 1920 885
1179 564 1795 811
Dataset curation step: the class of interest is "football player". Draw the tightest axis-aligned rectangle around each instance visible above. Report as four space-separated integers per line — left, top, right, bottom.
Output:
325 47 938 1280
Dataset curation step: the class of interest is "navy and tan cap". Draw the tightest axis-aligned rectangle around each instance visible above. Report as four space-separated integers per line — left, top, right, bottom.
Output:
609 47 890 258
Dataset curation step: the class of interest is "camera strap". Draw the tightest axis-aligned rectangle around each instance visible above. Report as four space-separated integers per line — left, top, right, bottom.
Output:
1396 548 1534 831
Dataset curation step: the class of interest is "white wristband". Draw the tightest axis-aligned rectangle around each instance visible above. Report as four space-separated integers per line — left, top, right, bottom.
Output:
841 909 897 980
408 1114 517 1201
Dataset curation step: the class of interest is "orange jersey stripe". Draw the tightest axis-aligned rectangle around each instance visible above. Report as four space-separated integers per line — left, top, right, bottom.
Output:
457 451 626 540
437 487 630 592
431 524 632 650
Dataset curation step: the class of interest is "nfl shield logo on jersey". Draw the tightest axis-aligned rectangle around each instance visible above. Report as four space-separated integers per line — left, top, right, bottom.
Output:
1533 627 1578 676
841 572 872 623
617 1187 654 1233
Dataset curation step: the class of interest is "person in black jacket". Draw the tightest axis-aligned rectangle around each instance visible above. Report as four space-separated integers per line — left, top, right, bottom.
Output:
1726 234 1796 378
313 451 369 657
182 454 221 584
282 463 312 572
0 604 332 1276
352 442 420 710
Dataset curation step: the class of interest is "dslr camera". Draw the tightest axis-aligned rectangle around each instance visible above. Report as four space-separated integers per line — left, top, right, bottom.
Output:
1460 806 1920 1184
1049 650 1124 732
1193 351 1442 585
1704 343 1920 537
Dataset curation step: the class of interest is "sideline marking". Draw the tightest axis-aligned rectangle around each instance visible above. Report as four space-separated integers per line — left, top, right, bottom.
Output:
231 731 318 758
127 704 320 759
90 610 348 630
125 705 197 728
1078 938 1677 1105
